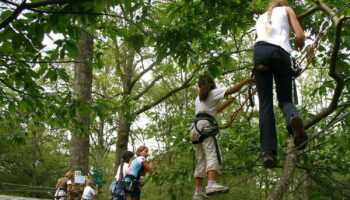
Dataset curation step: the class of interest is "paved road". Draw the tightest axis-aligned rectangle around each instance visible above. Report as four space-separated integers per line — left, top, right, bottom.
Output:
0 195 50 200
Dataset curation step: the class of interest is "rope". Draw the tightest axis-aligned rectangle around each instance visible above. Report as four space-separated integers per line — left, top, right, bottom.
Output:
296 21 331 77
296 1 350 77
219 89 256 129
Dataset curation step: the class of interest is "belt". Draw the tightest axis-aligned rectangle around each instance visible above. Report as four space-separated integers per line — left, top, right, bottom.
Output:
254 41 289 54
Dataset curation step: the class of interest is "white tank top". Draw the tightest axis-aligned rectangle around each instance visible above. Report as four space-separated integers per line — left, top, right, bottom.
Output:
255 6 292 53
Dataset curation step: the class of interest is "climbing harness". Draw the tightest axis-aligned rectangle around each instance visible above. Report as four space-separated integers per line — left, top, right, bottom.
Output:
191 112 219 143
54 188 68 200
191 112 222 164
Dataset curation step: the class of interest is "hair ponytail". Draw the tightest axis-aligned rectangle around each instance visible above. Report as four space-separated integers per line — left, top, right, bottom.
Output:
122 151 134 163
264 0 289 36
198 75 216 101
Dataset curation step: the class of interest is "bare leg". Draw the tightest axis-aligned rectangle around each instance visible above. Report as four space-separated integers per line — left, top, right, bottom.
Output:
207 170 217 181
195 177 204 187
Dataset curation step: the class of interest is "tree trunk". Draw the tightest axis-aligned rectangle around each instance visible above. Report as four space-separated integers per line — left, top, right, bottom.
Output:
115 106 132 173
268 139 297 200
114 44 134 172
70 31 93 175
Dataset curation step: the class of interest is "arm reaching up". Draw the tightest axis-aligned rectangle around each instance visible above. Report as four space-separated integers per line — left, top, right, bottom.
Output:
224 78 255 96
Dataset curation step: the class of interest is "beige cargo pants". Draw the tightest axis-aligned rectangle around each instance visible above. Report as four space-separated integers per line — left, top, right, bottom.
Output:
190 120 222 178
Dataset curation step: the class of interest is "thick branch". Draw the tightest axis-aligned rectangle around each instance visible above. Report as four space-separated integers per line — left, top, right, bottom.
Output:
0 0 95 29
311 0 339 23
268 139 297 200
0 1 26 30
133 68 199 115
132 75 163 100
297 6 321 19
304 15 346 129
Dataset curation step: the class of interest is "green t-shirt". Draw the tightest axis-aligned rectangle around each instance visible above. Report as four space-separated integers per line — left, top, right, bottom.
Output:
57 177 70 189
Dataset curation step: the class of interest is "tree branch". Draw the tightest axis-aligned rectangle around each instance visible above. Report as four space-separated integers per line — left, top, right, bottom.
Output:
304 14 347 129
1 57 80 64
132 75 163 101
337 102 350 108
0 0 95 30
0 0 18 7
268 139 297 200
133 68 199 115
297 6 321 19
129 62 157 90
0 78 36 97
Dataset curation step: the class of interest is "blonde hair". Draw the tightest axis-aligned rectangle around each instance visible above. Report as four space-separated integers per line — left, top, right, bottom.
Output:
264 0 289 35
65 170 74 179
136 146 148 156
86 179 93 186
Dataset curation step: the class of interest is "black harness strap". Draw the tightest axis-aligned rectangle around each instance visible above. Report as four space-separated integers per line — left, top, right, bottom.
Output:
191 112 222 165
192 113 218 144
248 70 255 107
125 174 137 181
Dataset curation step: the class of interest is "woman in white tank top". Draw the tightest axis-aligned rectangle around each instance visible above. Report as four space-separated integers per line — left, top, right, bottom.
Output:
253 0 308 169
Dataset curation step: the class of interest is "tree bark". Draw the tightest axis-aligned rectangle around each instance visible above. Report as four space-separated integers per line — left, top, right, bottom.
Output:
70 31 93 175
115 107 132 173
268 139 297 200
114 43 134 172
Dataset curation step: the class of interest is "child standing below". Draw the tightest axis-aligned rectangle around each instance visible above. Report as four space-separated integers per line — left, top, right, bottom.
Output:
55 170 74 200
81 179 98 200
191 74 254 200
123 146 155 200
111 151 135 200
115 151 135 181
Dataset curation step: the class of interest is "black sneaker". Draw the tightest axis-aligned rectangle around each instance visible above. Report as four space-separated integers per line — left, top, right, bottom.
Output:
290 116 308 150
261 149 278 168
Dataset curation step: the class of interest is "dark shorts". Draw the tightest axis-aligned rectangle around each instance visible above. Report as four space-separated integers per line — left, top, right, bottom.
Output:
123 181 140 198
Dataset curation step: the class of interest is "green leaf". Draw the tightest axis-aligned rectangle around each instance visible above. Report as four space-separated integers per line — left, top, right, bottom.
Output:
126 34 145 52
46 69 58 82
346 80 350 93
208 65 220 76
221 18 230 35
58 68 69 82
19 100 31 112
37 63 48 76
252 0 265 8
65 40 79 58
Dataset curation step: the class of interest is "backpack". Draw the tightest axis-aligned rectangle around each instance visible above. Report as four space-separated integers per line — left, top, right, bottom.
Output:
109 164 126 200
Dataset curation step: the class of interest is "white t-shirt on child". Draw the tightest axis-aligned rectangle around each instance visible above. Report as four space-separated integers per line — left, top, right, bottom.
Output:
114 163 129 181
195 88 227 118
82 185 96 199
